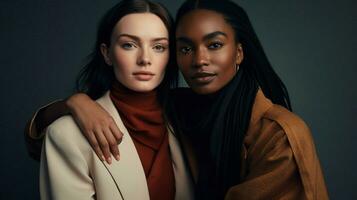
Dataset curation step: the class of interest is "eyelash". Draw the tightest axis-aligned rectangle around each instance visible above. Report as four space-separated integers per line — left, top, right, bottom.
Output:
153 44 167 52
120 42 167 52
179 46 192 55
179 42 224 55
121 42 137 50
208 42 224 49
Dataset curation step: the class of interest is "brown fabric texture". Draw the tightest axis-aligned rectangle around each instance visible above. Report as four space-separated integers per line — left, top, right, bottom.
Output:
110 81 175 200
182 89 329 200
25 88 328 199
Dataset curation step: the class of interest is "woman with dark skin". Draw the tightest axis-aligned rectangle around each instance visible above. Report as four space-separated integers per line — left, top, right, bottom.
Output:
26 0 328 199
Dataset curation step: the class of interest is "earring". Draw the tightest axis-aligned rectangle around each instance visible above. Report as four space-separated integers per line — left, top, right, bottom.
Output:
236 64 240 72
105 58 113 66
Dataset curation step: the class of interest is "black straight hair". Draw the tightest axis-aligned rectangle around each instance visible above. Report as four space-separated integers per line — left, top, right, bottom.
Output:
176 0 291 110
76 0 178 109
174 0 292 199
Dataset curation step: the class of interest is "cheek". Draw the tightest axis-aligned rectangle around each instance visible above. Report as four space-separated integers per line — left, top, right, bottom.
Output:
216 46 236 71
212 47 237 87
115 49 132 66
158 52 169 71
214 47 236 67
111 50 135 81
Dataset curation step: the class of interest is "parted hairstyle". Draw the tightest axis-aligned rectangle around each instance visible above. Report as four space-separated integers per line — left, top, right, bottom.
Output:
76 0 178 108
173 0 292 199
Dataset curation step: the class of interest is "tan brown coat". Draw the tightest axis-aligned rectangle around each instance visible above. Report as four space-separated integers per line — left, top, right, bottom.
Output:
181 90 329 199
26 90 329 199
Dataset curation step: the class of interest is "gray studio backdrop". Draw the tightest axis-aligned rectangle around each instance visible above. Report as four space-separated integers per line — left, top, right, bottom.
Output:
1 0 356 199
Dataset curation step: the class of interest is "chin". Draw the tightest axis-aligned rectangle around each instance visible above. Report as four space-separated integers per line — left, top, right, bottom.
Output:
190 84 220 95
127 83 158 93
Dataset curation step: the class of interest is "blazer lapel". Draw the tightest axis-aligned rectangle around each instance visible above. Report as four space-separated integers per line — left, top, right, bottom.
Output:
96 92 150 200
168 127 195 200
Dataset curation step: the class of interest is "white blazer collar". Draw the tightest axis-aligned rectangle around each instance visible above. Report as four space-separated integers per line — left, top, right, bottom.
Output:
96 91 194 200
97 91 150 200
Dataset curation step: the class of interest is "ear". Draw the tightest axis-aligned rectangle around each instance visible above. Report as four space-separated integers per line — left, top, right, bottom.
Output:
100 43 113 66
235 43 244 65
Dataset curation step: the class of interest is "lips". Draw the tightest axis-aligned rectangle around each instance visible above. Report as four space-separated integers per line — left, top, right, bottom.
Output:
191 71 217 84
133 71 155 81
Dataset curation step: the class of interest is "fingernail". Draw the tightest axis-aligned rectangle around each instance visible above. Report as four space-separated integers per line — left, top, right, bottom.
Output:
101 155 106 161
115 155 120 161
107 157 112 165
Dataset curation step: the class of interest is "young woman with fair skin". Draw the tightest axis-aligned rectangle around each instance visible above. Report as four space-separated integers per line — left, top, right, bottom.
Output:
26 0 328 199
37 1 194 199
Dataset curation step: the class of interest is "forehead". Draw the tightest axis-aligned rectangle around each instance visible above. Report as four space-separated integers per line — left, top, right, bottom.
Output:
176 9 235 40
113 13 168 38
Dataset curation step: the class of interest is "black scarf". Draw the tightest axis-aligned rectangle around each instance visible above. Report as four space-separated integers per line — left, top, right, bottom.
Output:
171 67 258 199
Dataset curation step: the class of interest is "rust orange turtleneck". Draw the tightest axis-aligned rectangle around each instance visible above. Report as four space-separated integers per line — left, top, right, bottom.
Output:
110 81 175 200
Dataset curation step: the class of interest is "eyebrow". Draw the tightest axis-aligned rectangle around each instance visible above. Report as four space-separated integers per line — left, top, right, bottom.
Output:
176 31 228 43
117 33 168 42
203 31 227 41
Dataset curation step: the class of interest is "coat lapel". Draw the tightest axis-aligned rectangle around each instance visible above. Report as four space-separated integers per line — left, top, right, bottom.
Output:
168 127 195 200
96 91 196 200
96 92 150 200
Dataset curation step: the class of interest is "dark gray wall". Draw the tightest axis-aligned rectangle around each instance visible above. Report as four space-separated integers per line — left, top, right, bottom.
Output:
1 0 356 199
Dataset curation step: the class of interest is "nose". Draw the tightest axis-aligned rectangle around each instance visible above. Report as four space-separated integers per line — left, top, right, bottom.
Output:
193 46 209 68
137 47 152 66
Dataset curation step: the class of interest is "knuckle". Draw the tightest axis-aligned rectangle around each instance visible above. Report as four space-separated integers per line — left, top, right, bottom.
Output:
92 143 99 148
108 116 114 122
91 140 99 147
94 124 103 131
99 142 109 149
84 127 93 134
96 118 106 126
107 120 115 127
108 140 117 147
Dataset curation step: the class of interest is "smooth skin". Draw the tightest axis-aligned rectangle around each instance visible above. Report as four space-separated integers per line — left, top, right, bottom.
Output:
67 9 244 163
176 9 243 94
68 13 170 164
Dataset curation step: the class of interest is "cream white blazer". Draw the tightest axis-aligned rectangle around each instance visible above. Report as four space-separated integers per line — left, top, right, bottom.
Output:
40 92 195 200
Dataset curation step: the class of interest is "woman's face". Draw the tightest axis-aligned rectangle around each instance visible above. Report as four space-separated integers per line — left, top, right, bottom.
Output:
176 9 243 94
101 13 169 92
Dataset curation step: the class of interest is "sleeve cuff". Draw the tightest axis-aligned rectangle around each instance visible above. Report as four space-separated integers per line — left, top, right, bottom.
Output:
28 99 63 139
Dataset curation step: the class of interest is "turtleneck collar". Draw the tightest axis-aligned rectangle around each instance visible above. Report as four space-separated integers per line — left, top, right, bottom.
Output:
110 80 160 110
109 80 176 199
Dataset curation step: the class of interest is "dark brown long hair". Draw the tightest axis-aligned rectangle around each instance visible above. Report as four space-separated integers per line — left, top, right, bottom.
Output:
76 0 178 109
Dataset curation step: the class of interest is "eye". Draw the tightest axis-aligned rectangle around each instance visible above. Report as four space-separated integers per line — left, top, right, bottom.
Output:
179 46 193 55
208 42 223 50
153 44 167 52
121 42 136 50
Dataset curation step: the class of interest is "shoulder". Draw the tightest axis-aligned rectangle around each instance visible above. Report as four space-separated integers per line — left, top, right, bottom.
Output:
48 115 79 133
46 115 91 152
242 94 328 199
245 104 316 160
47 115 80 138
244 104 322 183
264 105 310 134
262 105 314 147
